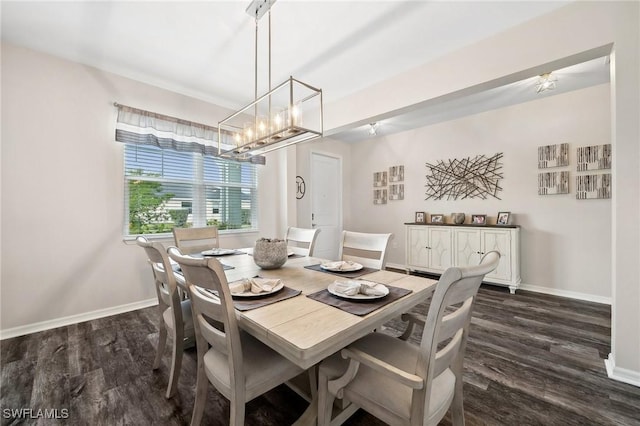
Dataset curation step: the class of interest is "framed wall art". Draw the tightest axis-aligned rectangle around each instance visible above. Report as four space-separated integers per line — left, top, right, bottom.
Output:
374 171 387 187
538 143 569 168
389 184 404 200
576 144 611 171
576 174 611 199
538 171 569 195
389 165 405 182
373 189 387 205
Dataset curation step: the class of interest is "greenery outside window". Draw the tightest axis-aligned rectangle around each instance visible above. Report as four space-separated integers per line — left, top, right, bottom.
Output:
115 104 258 238
124 144 257 236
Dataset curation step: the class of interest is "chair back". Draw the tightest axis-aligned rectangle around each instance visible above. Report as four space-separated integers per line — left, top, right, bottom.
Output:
285 226 321 256
173 226 219 254
414 251 500 422
338 230 392 269
167 247 244 387
136 236 182 322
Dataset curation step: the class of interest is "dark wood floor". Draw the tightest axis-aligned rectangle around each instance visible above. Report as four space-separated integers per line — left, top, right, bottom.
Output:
2 284 640 426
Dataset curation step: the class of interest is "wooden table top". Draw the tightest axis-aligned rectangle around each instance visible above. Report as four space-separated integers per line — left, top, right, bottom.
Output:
180 251 437 370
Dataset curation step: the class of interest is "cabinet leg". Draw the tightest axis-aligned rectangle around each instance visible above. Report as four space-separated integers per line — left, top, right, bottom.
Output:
509 286 517 294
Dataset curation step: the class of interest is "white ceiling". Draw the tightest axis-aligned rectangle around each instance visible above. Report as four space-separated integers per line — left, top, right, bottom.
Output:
1 1 609 141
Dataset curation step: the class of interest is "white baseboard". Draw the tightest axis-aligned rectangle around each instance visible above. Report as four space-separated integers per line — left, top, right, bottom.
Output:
517 283 611 305
0 298 158 340
605 353 640 388
395 263 611 305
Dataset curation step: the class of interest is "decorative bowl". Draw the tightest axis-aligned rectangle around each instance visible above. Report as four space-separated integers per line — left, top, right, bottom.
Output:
253 238 288 269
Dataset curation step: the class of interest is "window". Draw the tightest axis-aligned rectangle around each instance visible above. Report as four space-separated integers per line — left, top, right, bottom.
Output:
124 143 257 237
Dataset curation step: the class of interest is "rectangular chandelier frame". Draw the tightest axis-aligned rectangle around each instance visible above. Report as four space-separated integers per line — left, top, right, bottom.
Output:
218 76 323 161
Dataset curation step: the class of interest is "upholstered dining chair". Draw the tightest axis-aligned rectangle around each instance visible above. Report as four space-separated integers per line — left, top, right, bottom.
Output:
317 251 501 426
172 226 219 255
338 230 392 270
167 247 304 426
285 226 321 256
136 236 195 399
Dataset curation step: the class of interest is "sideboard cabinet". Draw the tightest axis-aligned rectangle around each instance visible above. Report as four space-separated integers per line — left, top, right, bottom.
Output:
405 224 521 293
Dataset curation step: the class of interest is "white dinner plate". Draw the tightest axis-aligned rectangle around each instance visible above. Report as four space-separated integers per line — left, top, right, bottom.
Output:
327 280 389 300
320 261 363 272
230 280 284 298
201 248 238 256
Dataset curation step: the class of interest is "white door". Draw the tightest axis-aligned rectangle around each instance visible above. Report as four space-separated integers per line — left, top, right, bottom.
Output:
311 152 341 260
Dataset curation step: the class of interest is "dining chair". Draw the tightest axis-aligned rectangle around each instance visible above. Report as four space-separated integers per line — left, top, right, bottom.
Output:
338 230 392 269
135 236 195 399
285 226 321 256
167 247 304 426
172 226 219 255
317 251 501 426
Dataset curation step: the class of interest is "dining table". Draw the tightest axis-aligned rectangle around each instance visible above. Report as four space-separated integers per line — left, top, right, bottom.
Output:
174 248 438 425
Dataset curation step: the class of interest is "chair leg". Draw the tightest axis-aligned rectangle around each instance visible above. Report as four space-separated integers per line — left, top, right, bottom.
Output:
451 377 466 426
230 397 245 426
190 362 208 426
317 370 335 426
153 323 168 370
165 326 184 398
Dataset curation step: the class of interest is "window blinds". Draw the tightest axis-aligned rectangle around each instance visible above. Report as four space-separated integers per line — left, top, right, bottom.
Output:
118 104 258 236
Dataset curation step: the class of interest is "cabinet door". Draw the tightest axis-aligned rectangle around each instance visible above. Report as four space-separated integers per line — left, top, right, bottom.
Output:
454 228 482 267
427 227 453 272
406 226 429 268
482 229 512 281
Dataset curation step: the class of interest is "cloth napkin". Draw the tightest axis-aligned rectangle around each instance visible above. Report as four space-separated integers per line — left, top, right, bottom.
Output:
322 260 360 271
229 277 282 294
332 280 387 296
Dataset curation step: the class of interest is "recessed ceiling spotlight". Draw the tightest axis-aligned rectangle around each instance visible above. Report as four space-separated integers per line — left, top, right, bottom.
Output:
536 72 557 93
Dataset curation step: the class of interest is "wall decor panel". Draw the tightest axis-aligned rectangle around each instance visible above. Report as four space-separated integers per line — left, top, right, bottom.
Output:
538 143 569 168
576 173 611 199
425 153 503 200
538 171 570 195
577 144 612 171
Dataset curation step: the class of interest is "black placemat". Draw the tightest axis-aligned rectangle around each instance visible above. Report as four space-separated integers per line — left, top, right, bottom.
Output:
304 263 379 279
306 285 412 316
231 286 302 311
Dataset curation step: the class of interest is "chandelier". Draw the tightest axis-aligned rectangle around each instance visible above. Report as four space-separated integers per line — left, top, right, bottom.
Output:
218 0 323 161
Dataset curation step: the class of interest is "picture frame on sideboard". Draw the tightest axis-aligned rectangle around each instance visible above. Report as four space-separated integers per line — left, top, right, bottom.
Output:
497 211 511 225
430 214 444 224
471 214 487 225
415 212 426 224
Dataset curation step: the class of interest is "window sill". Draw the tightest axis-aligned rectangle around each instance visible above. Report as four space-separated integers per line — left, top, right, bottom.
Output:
123 228 259 245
